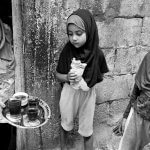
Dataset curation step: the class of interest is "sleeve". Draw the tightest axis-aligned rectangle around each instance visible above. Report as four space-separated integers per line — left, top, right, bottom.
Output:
56 49 69 74
123 83 141 118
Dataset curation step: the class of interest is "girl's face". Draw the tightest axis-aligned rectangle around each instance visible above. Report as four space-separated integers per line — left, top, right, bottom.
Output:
68 24 86 48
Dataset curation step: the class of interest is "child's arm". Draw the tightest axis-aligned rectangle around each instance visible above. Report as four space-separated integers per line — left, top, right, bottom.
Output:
56 71 68 82
56 71 78 83
123 83 140 118
113 83 140 135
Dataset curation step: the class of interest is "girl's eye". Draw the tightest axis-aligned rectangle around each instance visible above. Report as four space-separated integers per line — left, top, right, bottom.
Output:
76 31 83 36
68 30 84 36
68 32 73 36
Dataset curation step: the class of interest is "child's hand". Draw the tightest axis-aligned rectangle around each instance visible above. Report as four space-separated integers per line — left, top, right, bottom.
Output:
0 101 6 108
113 118 126 136
0 99 7 123
67 71 78 83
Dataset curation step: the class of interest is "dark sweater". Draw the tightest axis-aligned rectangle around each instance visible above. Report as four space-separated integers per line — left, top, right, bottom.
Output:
123 83 141 118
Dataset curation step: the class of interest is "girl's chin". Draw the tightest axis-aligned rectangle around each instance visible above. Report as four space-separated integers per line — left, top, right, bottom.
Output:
73 44 81 48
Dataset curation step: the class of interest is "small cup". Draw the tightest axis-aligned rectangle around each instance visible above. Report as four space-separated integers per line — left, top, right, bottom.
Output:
28 97 39 109
13 92 28 106
8 98 21 117
27 108 38 121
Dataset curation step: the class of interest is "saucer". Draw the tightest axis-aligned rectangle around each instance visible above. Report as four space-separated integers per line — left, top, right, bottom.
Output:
6 113 21 122
13 92 28 106
2 97 51 129
23 115 40 127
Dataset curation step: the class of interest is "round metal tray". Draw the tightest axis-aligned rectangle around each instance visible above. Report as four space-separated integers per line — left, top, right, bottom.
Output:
2 98 51 129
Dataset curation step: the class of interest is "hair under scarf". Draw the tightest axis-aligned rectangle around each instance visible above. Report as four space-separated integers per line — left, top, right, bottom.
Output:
67 15 85 31
57 9 109 88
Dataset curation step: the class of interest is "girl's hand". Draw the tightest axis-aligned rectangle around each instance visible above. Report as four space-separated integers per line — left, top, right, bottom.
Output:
0 101 6 108
0 100 7 123
67 71 77 83
68 71 82 83
113 118 127 136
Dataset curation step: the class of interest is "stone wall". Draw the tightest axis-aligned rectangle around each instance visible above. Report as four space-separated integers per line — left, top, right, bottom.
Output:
58 0 150 149
87 0 150 149
19 0 150 149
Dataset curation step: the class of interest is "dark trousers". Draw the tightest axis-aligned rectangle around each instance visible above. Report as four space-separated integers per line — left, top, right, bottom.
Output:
0 123 16 150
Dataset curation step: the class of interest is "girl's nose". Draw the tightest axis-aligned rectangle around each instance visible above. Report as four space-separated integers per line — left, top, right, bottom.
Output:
72 34 77 41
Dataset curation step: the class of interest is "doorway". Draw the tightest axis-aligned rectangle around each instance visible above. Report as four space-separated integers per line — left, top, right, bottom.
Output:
0 0 12 28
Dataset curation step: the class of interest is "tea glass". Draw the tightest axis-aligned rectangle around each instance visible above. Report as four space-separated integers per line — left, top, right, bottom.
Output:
27 97 39 121
27 108 38 122
8 98 21 117
28 97 39 109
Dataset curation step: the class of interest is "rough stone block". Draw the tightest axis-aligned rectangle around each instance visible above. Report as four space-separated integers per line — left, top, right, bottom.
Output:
97 18 142 48
140 0 150 17
101 48 115 72
109 99 129 125
119 0 144 16
63 0 80 14
94 103 109 125
93 123 121 150
95 74 134 103
113 46 147 74
141 17 150 46
93 99 130 150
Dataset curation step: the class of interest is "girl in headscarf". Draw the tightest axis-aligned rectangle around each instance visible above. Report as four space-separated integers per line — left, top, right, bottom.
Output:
113 52 150 150
56 9 109 150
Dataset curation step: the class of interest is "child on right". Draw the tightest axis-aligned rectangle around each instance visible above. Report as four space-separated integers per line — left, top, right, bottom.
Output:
114 51 150 150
